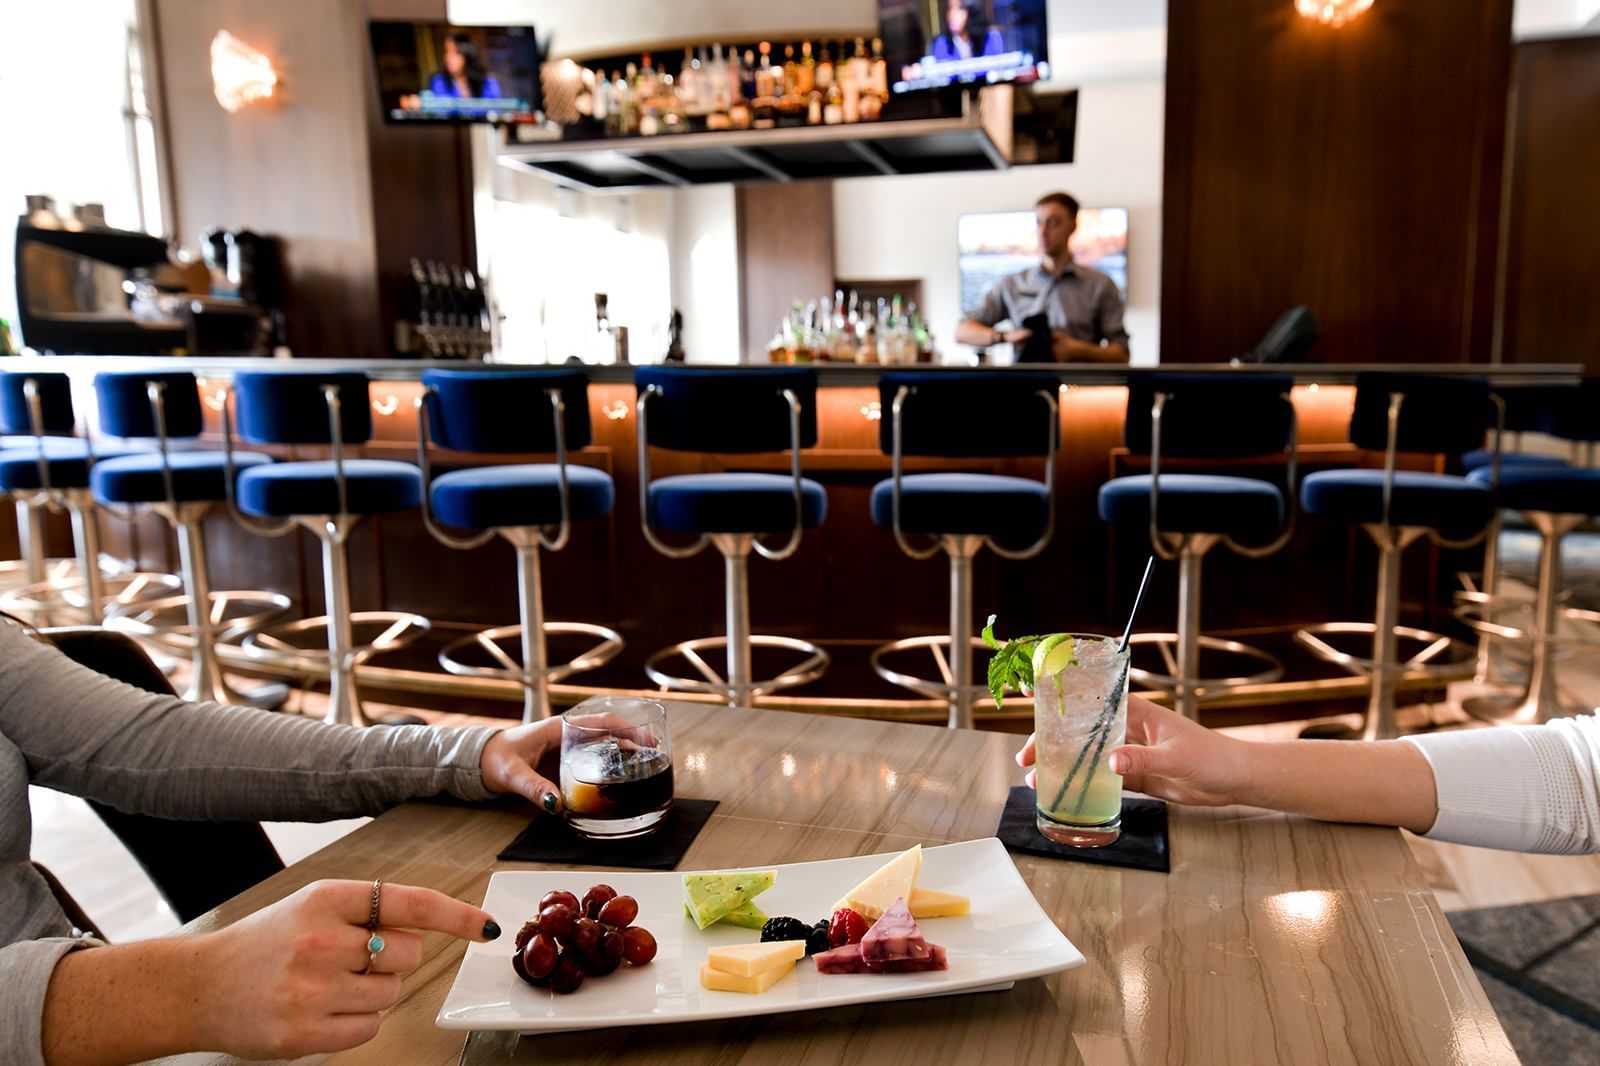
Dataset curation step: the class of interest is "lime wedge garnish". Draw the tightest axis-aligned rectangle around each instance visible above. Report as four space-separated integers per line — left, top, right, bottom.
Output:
1031 633 1076 680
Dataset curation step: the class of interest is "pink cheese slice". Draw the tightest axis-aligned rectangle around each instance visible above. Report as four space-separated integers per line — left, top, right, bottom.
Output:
814 943 870 974
815 940 949 975
860 897 928 965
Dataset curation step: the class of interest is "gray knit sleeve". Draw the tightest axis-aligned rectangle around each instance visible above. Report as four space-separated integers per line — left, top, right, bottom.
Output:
0 622 500 821
1 938 90 1066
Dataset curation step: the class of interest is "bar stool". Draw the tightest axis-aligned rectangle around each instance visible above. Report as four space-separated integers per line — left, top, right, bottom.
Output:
1097 374 1298 720
635 366 829 707
225 371 429 726
869 371 1058 729
1297 373 1498 741
89 370 291 706
416 368 623 722
0 372 177 625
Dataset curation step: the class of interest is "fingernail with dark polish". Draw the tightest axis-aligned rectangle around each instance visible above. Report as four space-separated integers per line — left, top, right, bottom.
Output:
483 919 502 941
541 792 559 813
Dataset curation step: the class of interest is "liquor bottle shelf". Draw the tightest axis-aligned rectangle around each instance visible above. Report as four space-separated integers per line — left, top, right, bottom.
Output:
496 91 1021 190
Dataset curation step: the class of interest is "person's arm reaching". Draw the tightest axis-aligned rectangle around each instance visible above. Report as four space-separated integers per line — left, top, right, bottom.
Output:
1018 697 1600 852
956 285 1030 348
1049 277 1129 363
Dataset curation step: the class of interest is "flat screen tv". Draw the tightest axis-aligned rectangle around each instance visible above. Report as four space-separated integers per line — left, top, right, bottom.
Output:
957 208 1129 314
880 0 1049 95
369 21 541 124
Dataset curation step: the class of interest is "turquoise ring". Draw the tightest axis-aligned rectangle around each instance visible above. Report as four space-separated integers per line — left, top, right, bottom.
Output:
362 878 384 973
366 933 386 972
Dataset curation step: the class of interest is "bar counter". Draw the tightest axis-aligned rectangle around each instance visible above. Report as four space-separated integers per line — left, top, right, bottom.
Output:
1 356 1583 723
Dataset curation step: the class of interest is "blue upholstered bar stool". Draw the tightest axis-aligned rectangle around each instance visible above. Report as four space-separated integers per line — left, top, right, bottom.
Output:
0 372 172 624
635 366 829 707
225 371 430 726
1297 373 1499 741
416 369 623 722
89 371 290 705
869 371 1058 729
1098 374 1298 720
1461 382 1600 724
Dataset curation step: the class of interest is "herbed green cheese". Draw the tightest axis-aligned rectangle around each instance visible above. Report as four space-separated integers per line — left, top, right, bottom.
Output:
682 870 776 930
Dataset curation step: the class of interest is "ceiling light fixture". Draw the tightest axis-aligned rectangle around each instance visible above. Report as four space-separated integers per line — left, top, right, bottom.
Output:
1295 0 1374 26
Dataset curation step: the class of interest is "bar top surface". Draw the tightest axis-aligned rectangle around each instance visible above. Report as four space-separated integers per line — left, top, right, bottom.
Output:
175 702 1512 1066
4 354 1583 388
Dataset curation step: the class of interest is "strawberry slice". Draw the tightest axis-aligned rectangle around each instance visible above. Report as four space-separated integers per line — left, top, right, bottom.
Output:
827 907 871 948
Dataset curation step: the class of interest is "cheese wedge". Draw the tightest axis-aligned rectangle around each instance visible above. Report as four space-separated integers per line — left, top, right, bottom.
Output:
683 870 775 930
706 940 805 977
699 960 794 994
909 886 970 918
833 845 923 920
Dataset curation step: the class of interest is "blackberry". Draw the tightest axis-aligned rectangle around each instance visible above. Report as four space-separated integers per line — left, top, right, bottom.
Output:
805 920 832 956
760 916 813 943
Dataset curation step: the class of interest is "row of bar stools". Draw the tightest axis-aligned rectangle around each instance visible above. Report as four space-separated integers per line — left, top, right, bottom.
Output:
868 372 1058 729
89 371 289 706
224 371 431 726
635 367 829 707
1298 373 1498 741
417 368 623 722
1098 374 1297 719
0 371 179 626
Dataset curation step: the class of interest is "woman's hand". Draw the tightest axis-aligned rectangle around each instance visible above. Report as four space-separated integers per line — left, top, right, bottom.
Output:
1015 695 1249 807
44 880 503 1064
479 717 565 813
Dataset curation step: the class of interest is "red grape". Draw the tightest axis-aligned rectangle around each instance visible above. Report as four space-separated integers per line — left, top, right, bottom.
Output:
521 933 558 980
583 931 623 977
573 917 603 957
540 890 580 913
539 903 578 944
581 884 618 920
621 926 657 965
597 895 639 929
550 952 587 994
513 918 540 953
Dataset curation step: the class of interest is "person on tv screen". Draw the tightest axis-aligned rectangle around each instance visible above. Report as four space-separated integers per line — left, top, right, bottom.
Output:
932 0 1005 60
956 191 1130 363
428 33 501 100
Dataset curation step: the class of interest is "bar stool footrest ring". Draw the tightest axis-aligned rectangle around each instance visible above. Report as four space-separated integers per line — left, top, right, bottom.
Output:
238 611 432 669
104 590 294 650
645 635 829 701
438 622 625 685
869 635 1008 703
1124 633 1284 697
1295 622 1475 678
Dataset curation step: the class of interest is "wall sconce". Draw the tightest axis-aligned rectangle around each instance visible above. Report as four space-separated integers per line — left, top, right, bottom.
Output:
1295 0 1373 26
211 31 278 113
860 401 882 422
602 400 631 421
372 394 400 417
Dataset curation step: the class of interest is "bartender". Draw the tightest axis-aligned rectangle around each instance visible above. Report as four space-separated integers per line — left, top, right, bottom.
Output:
955 192 1130 363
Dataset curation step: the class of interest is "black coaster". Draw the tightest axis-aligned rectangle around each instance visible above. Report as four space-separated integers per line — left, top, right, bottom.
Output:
497 799 718 870
995 787 1170 873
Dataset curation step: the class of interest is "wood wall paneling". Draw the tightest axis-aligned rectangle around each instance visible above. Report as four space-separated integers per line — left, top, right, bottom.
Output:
1160 0 1514 364
1496 35 1600 372
737 181 836 363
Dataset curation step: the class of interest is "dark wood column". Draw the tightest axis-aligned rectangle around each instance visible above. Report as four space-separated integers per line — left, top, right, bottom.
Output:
736 181 836 363
1159 0 1513 364
1495 35 1600 373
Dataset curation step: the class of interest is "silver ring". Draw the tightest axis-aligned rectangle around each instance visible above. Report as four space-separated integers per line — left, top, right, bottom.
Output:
363 879 384 974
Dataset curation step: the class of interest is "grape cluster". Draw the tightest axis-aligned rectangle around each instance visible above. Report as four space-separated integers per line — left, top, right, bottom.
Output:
512 884 657 995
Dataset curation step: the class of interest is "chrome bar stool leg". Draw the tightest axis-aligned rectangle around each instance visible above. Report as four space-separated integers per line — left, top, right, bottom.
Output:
1470 515 1503 685
1463 512 1585 725
946 535 981 731
16 498 48 588
66 492 106 625
1363 526 1407 742
315 518 361 727
511 530 551 723
1174 539 1207 720
718 534 755 709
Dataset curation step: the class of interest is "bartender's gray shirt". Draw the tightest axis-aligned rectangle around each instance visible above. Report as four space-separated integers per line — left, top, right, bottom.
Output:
970 262 1130 350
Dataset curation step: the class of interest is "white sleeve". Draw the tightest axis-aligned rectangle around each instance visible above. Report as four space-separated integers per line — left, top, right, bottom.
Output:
1403 714 1600 854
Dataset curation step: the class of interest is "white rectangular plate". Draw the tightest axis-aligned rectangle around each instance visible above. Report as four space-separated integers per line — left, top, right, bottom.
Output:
437 837 1085 1033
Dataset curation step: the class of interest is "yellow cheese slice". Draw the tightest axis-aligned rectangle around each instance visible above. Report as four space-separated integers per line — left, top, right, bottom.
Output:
833 844 923 920
706 940 806 977
909 886 970 918
699 960 794 994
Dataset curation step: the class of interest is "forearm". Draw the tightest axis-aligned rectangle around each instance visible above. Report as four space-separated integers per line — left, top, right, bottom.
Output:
1056 337 1128 363
1233 738 1439 834
955 319 998 347
41 939 211 1066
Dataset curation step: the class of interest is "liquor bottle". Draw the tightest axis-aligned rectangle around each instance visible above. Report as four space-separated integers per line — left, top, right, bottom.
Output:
797 41 816 95
807 90 822 125
678 48 699 117
782 43 799 97
823 81 844 124
591 67 608 123
740 49 757 102
815 43 834 92
613 70 634 134
755 42 776 99
709 44 728 111
844 37 869 122
870 37 889 99
639 53 658 101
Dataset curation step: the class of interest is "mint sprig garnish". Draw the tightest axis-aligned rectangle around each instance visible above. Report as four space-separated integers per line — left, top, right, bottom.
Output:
982 614 1044 710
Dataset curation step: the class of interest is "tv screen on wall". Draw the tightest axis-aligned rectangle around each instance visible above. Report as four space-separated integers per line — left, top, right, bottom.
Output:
370 21 541 124
880 0 1050 94
957 207 1129 314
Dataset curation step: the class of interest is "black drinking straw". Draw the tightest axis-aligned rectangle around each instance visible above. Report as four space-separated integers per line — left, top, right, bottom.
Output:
1051 555 1155 814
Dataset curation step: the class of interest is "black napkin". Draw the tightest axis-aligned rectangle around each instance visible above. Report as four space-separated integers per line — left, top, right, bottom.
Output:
995 787 1169 873
497 799 719 870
